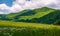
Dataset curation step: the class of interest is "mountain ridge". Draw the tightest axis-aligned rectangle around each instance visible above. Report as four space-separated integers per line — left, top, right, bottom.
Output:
0 7 60 25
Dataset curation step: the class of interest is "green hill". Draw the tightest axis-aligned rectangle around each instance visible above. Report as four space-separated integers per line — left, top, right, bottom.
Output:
0 7 60 36
0 7 60 25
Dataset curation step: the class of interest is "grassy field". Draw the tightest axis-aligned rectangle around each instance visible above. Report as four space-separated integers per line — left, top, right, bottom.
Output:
0 21 60 36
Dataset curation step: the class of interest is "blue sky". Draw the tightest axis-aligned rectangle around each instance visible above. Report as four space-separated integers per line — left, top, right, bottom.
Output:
0 0 15 7
0 0 60 14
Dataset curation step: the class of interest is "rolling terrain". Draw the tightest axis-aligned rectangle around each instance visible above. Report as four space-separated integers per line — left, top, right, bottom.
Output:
0 7 60 25
0 7 60 36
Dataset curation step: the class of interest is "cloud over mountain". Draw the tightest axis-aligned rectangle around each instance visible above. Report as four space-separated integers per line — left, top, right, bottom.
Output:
0 0 60 14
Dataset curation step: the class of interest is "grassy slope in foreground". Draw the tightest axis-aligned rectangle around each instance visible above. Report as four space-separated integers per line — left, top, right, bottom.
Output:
0 21 60 36
0 21 60 29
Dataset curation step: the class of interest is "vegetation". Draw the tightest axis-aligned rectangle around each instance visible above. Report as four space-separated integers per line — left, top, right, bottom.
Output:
0 21 60 36
54 19 60 25
0 27 60 36
0 7 60 36
30 10 60 24
0 7 60 25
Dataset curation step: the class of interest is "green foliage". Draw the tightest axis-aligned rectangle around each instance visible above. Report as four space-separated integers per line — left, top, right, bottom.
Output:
0 20 60 36
0 7 60 36
0 27 60 36
30 10 60 24
0 15 11 21
54 19 60 25
0 7 60 25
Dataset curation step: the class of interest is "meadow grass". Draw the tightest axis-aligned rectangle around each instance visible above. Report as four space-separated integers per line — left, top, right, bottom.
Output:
0 21 60 36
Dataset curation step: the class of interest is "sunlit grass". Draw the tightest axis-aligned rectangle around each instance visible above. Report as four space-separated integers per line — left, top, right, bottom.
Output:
0 20 60 36
0 20 60 29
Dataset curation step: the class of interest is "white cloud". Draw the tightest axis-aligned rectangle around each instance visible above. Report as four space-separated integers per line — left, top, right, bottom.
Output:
0 11 4 14
0 0 60 14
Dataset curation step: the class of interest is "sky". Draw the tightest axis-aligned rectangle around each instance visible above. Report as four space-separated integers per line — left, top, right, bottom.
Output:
0 0 60 14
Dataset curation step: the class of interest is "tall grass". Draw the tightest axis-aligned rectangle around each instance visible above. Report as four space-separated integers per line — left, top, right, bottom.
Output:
0 21 60 36
0 27 60 36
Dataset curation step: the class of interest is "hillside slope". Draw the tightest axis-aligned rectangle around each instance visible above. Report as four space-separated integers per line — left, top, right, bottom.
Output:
0 7 60 24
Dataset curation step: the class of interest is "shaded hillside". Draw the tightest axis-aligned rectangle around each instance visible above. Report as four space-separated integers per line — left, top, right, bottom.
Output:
0 7 60 25
14 10 60 24
0 14 10 20
30 10 60 24
6 10 35 19
18 7 55 20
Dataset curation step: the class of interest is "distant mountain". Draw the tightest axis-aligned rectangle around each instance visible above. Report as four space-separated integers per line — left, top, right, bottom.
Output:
0 7 60 24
